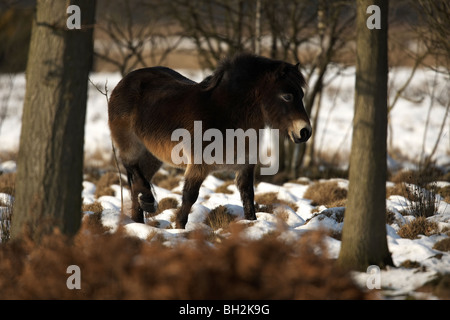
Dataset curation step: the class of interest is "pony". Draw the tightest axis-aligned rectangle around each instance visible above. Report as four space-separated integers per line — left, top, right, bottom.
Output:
108 53 311 228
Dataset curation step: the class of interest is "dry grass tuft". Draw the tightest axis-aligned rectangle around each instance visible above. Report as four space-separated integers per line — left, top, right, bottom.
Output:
400 260 422 269
397 217 438 239
274 209 290 223
442 227 450 236
156 197 179 214
386 183 410 199
95 172 121 198
327 198 347 208
408 184 439 218
215 180 235 194
254 192 298 212
151 171 168 186
389 167 443 218
303 181 347 207
386 209 397 225
82 202 103 214
0 229 370 299
391 167 445 185
433 238 450 252
391 170 418 184
211 170 235 181
204 205 236 230
80 211 111 235
436 185 450 203
387 182 439 218
152 172 182 190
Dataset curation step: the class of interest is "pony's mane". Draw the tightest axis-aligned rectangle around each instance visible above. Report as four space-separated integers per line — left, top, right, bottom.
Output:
200 53 306 91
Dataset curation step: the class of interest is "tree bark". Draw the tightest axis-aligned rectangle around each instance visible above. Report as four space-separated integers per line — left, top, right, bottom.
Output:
338 0 393 270
11 0 96 241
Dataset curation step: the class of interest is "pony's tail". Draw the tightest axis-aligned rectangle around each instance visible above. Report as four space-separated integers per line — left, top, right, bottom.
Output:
111 140 124 217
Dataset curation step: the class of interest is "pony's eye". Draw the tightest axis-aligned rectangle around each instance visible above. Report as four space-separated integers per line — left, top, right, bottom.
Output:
280 93 293 102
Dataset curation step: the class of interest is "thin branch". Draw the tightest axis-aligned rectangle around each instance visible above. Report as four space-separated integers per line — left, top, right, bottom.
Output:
420 70 438 166
423 101 450 169
88 78 124 218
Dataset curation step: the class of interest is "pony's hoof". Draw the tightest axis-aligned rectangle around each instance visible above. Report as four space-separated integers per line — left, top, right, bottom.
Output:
138 193 156 213
131 209 144 223
245 214 257 221
175 217 187 229
175 222 186 229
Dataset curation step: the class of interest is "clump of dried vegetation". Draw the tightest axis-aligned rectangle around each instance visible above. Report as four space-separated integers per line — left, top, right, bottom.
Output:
94 171 122 198
204 205 236 230
156 197 179 214
397 217 438 239
214 180 235 194
81 211 112 234
433 238 450 252
385 167 447 240
82 202 104 214
152 171 182 191
303 181 347 208
388 167 447 218
254 192 298 213
0 227 370 299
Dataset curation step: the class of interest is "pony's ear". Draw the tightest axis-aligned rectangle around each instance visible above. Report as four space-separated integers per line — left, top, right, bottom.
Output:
275 63 289 78
295 62 301 72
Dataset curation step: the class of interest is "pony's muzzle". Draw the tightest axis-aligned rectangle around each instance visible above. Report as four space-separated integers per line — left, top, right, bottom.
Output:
290 121 312 143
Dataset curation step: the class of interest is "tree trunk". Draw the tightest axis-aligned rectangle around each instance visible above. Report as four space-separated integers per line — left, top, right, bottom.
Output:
11 0 96 241
338 0 393 270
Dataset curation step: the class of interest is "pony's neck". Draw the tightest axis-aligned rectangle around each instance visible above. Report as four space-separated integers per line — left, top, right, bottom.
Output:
211 85 266 131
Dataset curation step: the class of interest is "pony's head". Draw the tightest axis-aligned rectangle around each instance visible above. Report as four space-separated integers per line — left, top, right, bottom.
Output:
202 54 312 143
259 61 312 143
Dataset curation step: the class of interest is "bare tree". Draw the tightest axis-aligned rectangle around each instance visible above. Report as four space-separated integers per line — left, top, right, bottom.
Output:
413 0 449 73
338 0 393 270
262 0 317 176
169 0 254 70
11 0 96 241
385 0 449 168
286 0 356 176
95 0 181 76
409 0 449 168
263 0 317 62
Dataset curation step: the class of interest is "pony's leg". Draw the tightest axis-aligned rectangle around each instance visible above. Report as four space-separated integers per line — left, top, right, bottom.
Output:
236 165 257 221
124 164 146 222
176 166 207 229
124 151 161 222
137 151 162 213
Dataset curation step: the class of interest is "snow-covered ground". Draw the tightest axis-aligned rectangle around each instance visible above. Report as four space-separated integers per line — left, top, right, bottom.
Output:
79 174 449 300
0 67 449 299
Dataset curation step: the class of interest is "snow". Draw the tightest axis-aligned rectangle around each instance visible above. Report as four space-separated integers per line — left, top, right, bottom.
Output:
0 67 449 299
0 161 16 173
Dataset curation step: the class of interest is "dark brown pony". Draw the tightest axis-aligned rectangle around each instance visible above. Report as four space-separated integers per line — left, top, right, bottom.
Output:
108 53 311 229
